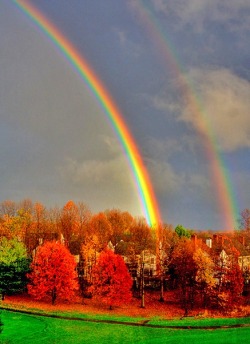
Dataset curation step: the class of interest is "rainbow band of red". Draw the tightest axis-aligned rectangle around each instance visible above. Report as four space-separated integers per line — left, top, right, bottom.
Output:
14 0 161 227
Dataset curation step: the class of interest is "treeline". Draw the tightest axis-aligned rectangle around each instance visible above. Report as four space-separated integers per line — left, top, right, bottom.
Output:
0 199 155 256
0 198 156 306
0 199 249 315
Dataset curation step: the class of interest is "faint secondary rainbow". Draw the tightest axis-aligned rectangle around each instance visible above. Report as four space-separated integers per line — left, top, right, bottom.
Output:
134 2 238 230
14 0 161 227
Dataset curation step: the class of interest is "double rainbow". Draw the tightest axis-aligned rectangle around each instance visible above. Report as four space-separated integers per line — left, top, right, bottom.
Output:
14 0 161 227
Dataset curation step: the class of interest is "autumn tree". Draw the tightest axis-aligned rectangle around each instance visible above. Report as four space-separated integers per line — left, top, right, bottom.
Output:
239 208 250 231
156 224 175 301
90 249 132 309
21 202 47 255
45 206 62 240
88 212 112 251
105 209 133 253
59 201 80 250
18 199 33 214
81 234 100 285
58 200 91 254
79 212 110 291
32 202 47 236
128 217 155 254
0 200 17 217
211 242 244 310
1 209 33 249
226 263 244 307
223 247 244 308
0 214 24 241
193 248 216 308
171 238 197 315
0 238 30 300
28 241 78 304
77 202 91 243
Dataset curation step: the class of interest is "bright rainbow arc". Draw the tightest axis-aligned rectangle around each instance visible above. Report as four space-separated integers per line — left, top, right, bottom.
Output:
14 0 161 228
135 2 238 230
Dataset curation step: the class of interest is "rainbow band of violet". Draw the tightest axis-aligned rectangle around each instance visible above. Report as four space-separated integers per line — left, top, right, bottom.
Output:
14 0 161 228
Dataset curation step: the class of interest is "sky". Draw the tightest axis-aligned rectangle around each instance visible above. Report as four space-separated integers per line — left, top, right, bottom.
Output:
1 0 250 230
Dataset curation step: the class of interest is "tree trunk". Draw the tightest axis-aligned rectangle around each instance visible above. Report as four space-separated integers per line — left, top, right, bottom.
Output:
52 287 57 305
159 276 164 302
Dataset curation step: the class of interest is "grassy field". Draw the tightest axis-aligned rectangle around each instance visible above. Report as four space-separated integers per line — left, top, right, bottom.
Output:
1 310 250 344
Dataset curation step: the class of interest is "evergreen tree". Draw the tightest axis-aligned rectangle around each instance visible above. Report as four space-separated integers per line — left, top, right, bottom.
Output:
0 315 3 334
0 238 29 299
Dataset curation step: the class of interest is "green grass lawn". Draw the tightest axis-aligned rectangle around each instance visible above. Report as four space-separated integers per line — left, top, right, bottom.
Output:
1 310 250 344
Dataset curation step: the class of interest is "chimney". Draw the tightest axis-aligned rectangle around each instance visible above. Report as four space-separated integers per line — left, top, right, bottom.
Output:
191 234 197 246
218 235 224 246
213 234 218 243
206 238 212 248
238 236 245 246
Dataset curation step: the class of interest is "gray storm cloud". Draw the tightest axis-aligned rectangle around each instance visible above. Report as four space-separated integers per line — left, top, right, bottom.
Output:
180 68 250 152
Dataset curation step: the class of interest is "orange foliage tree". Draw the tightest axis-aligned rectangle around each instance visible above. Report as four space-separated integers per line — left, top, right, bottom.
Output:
59 201 91 254
81 234 100 284
105 209 133 252
0 200 17 217
88 213 112 251
60 201 80 249
28 241 78 304
223 247 244 308
128 217 155 254
193 247 216 308
90 249 132 309
171 238 198 315
0 210 31 242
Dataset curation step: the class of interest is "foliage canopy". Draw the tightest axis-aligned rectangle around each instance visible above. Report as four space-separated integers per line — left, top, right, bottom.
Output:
90 249 132 309
28 241 78 304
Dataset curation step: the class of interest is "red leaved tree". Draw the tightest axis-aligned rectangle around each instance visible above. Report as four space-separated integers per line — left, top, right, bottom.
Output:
90 249 132 309
28 241 78 304
224 247 244 307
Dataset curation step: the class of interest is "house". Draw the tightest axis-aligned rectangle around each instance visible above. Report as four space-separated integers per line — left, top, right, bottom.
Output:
121 249 158 289
233 236 250 271
199 233 250 293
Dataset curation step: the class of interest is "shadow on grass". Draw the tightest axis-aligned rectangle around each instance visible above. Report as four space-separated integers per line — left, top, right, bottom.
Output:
1 306 250 330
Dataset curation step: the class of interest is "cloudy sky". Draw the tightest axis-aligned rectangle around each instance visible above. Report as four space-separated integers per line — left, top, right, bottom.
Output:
1 0 250 230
